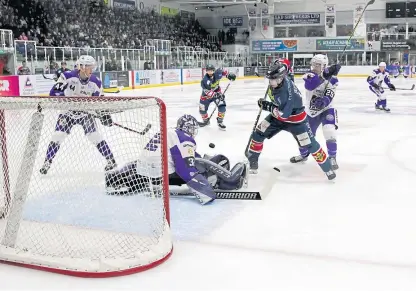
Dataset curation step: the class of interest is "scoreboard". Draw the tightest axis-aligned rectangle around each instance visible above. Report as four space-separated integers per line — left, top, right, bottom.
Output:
386 2 416 18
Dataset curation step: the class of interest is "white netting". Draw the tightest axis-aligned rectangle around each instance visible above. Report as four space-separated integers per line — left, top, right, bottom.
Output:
0 96 172 276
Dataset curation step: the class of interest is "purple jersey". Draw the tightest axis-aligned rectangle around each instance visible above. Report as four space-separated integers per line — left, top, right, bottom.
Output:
139 128 201 182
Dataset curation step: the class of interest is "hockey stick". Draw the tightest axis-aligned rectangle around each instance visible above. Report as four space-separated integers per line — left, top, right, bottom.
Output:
113 122 151 135
198 81 233 127
383 84 415 91
323 0 375 84
42 73 56 81
92 113 152 135
170 190 262 200
244 86 269 156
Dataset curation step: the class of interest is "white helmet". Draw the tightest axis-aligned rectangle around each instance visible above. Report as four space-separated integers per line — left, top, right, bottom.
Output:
77 55 97 70
311 54 329 74
379 62 387 67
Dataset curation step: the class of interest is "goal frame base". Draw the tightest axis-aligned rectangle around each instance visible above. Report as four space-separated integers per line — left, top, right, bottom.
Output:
0 247 173 278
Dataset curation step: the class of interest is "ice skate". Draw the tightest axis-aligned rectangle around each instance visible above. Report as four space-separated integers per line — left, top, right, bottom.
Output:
325 169 336 181
198 119 210 127
375 102 390 112
105 158 117 171
329 156 339 170
290 154 309 163
39 160 52 175
217 118 226 130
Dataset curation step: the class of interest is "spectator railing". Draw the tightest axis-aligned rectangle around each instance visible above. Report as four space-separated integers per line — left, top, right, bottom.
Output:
0 30 13 51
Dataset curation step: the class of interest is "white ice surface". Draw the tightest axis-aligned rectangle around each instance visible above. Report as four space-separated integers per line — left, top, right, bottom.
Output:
3 77 416 291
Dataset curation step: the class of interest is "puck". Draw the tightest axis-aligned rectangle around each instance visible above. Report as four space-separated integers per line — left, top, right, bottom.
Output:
209 143 215 148
273 167 280 172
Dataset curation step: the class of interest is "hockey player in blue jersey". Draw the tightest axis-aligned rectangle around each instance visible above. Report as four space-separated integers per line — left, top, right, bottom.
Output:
105 115 248 205
54 61 71 81
367 62 396 112
245 63 336 181
198 64 236 130
40 55 117 174
290 54 341 170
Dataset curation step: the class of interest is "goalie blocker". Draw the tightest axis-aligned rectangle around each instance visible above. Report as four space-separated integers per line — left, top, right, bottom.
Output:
105 154 251 200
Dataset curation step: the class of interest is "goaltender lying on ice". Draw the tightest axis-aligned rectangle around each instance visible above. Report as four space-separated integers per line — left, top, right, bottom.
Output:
105 114 254 205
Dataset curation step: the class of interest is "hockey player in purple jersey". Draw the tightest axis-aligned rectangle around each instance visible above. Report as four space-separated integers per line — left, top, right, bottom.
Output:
367 62 396 112
290 54 341 170
105 115 248 205
245 63 336 180
40 55 117 174
199 64 236 130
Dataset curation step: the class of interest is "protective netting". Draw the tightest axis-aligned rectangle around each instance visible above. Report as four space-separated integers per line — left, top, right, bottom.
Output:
0 96 172 277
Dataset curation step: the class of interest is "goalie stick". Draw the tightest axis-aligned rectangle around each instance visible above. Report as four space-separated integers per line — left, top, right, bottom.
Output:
170 189 262 200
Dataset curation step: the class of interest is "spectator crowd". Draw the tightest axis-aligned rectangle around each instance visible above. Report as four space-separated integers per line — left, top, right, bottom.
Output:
0 0 222 51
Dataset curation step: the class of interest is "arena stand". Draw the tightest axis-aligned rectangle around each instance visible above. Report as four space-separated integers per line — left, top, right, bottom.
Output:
0 0 228 74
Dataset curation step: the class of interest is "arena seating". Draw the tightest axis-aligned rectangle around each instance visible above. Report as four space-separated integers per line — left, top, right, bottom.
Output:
0 0 222 52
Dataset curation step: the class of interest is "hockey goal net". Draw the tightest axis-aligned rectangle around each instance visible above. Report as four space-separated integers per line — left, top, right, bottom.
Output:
0 96 172 277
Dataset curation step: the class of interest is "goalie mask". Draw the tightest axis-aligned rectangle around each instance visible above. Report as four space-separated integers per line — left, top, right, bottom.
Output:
177 114 199 137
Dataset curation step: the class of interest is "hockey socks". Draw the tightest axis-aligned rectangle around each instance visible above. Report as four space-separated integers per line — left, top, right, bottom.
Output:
44 141 61 163
96 140 114 160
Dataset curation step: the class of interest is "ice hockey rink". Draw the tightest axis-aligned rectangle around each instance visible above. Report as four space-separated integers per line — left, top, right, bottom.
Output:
3 76 416 290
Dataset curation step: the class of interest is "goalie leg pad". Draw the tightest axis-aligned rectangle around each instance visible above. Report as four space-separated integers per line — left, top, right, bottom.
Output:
216 161 248 190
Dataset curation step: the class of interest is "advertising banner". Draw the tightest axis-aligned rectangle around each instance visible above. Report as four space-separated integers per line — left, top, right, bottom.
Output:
274 13 320 25
294 66 311 75
133 70 160 87
381 40 413 50
116 71 130 88
35 74 55 95
243 66 269 77
316 38 365 50
113 0 135 10
19 75 36 96
353 3 366 37
223 16 244 27
252 40 298 52
102 72 118 89
183 68 202 83
0 76 19 96
160 6 179 16
161 69 181 84
325 5 336 38
137 0 159 12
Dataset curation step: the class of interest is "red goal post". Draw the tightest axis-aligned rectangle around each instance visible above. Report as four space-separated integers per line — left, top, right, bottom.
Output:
0 95 172 277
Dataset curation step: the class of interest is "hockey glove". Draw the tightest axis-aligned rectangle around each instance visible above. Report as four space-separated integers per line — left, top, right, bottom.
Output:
257 98 276 112
313 96 331 109
324 64 341 78
227 73 236 81
99 114 113 127
389 83 396 91
203 89 215 99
